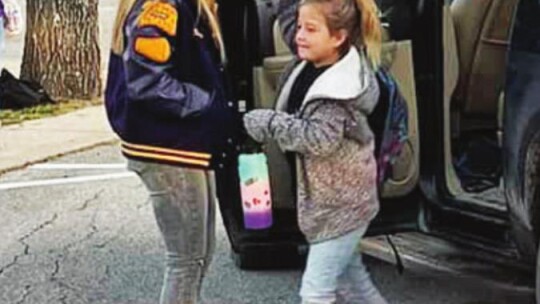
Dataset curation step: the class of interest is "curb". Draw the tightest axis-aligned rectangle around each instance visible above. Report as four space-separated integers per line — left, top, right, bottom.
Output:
0 138 120 176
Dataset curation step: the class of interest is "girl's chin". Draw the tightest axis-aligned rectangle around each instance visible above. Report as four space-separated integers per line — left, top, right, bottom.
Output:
297 51 309 61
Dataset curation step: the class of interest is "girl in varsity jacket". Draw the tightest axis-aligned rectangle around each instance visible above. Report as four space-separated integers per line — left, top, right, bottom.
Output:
105 1 238 303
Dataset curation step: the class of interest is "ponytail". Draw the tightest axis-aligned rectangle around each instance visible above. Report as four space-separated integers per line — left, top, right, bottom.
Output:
199 0 227 62
355 0 382 68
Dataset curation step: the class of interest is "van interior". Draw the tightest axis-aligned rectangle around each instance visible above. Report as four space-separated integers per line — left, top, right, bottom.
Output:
215 0 520 262
216 0 423 259
444 0 518 210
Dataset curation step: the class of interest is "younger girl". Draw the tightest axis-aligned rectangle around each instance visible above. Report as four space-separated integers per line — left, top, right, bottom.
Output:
243 0 388 303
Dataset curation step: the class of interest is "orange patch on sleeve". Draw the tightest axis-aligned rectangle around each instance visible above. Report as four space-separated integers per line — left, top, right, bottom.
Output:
135 37 172 63
138 1 178 36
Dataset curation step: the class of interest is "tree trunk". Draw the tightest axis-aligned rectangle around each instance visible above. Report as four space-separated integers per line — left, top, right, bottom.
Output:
21 0 102 100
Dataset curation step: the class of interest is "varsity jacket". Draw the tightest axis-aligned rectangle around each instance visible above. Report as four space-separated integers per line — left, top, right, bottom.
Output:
105 0 240 169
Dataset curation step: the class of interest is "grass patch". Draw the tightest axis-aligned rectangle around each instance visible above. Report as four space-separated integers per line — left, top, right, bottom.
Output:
0 99 102 126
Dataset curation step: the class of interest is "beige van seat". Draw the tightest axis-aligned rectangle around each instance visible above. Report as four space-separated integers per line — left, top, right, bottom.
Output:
253 22 294 109
450 0 517 120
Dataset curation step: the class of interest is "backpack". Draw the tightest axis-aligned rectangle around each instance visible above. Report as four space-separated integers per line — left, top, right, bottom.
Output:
0 69 55 110
368 67 409 185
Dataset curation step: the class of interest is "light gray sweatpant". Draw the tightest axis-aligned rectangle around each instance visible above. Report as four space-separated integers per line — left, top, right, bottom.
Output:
128 159 217 304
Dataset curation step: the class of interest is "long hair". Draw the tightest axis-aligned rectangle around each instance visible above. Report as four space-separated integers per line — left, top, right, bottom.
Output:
355 0 382 68
198 0 226 62
111 0 225 61
300 0 382 68
111 0 137 55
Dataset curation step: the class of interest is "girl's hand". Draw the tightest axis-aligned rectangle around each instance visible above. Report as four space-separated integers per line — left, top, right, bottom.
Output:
243 109 277 143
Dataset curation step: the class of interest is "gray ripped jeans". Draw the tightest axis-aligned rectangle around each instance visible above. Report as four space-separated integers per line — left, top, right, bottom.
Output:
128 159 216 304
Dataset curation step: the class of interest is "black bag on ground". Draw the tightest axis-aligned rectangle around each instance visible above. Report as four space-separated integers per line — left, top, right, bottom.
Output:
0 69 55 110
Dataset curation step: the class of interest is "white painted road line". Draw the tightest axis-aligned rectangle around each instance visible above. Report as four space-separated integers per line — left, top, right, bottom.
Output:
30 163 127 170
0 172 136 190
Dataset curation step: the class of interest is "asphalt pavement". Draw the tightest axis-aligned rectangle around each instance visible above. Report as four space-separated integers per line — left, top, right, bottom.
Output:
0 144 535 304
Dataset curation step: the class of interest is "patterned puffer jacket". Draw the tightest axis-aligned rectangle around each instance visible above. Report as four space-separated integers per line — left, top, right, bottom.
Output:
244 47 380 243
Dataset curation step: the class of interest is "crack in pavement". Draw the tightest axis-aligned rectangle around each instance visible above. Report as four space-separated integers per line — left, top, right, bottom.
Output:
13 284 31 304
93 226 125 249
0 247 26 277
59 294 68 304
51 214 99 261
49 255 89 304
76 189 104 211
94 198 150 249
20 214 59 243
61 217 100 251
2 188 147 302
51 258 61 279
2 189 103 279
74 208 101 249
95 265 111 287
51 191 103 255
46 207 101 303
0 214 61 302
57 281 89 304
0 214 58 276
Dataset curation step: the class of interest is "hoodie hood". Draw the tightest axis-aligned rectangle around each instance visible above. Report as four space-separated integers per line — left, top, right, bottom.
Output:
276 46 375 114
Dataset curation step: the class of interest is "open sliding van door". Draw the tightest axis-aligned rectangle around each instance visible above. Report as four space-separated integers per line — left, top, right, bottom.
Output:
217 0 430 269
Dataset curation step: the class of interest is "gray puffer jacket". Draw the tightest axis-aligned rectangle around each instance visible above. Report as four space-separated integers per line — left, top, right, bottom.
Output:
243 47 380 243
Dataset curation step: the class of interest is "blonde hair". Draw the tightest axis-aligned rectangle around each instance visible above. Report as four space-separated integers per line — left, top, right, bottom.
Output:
111 0 225 61
111 0 137 55
301 0 382 68
198 0 226 62
355 0 382 68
